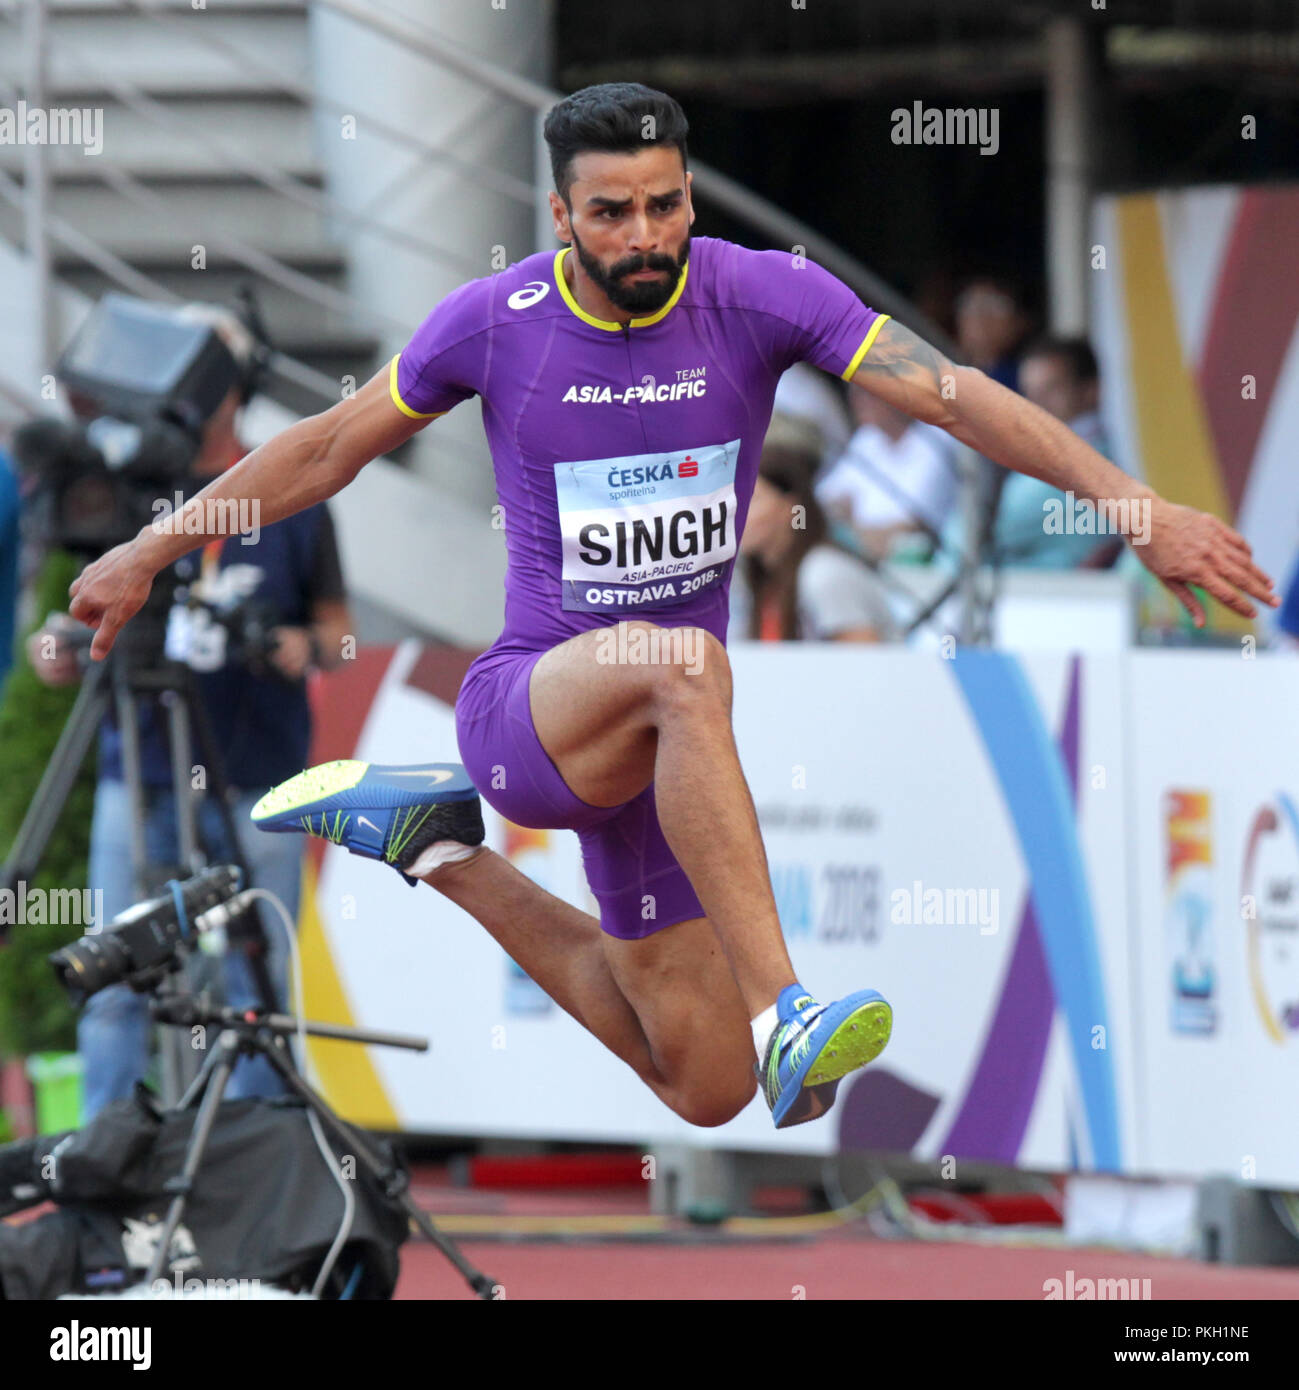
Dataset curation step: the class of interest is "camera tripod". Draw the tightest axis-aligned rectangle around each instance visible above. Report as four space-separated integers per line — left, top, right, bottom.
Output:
1 575 279 1102
146 992 497 1299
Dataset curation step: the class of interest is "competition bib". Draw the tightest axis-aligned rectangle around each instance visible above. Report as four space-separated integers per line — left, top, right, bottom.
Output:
554 438 741 613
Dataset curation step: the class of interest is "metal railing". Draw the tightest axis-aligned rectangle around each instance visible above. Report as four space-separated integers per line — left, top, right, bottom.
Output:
0 0 957 389
0 0 978 636
312 0 958 352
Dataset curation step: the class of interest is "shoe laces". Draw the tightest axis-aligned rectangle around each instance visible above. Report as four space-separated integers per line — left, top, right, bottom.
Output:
779 1001 828 1069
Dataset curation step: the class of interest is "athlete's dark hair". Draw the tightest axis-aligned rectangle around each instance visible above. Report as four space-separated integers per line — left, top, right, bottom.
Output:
1021 334 1100 385
544 83 689 207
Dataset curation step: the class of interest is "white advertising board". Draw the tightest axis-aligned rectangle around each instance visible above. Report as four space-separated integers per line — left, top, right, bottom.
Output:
298 643 1138 1170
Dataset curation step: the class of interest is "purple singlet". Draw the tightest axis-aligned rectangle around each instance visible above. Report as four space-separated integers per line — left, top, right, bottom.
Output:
392 236 887 939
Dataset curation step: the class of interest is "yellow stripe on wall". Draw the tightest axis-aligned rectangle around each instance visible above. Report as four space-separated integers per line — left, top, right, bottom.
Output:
1117 195 1250 635
1117 196 1230 519
296 856 401 1129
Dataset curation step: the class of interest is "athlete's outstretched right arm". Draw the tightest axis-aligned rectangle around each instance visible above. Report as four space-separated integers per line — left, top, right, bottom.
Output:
68 364 431 660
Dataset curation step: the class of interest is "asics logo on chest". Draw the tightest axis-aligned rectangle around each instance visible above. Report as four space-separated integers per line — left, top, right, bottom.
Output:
507 281 550 310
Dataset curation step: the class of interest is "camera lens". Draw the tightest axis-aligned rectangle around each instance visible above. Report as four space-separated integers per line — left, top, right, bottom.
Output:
48 934 135 1006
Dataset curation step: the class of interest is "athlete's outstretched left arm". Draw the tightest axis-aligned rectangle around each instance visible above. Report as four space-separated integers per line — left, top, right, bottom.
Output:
848 317 1278 626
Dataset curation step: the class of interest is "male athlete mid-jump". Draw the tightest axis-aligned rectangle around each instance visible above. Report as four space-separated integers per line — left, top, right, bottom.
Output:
69 84 1277 1130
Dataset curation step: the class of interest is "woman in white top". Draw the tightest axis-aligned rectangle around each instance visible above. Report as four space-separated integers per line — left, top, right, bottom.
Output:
733 414 897 643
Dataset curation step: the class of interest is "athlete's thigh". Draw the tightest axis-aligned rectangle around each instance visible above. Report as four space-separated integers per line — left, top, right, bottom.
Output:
529 620 710 808
601 916 756 1093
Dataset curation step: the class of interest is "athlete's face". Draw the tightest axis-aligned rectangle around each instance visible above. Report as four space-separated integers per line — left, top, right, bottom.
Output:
553 146 694 315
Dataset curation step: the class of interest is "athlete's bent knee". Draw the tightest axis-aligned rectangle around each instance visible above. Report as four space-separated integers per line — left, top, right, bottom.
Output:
643 626 730 715
675 1071 757 1129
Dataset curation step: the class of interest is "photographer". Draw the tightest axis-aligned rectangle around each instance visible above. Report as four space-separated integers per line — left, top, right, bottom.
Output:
28 305 352 1119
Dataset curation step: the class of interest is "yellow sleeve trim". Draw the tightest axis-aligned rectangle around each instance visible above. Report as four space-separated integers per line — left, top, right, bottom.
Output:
388 353 444 420
841 314 892 382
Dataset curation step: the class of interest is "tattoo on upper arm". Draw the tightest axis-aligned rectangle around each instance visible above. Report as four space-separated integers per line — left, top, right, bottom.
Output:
853 318 948 396
855 319 955 417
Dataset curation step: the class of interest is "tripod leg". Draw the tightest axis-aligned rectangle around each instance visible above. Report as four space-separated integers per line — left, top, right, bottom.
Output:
176 669 279 1015
174 1023 239 1111
111 673 201 1107
254 1041 498 1299
161 684 201 870
143 1029 240 1288
112 663 156 902
155 689 219 1102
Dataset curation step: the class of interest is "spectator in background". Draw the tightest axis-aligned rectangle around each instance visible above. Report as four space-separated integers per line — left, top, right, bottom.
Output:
994 336 1124 569
945 275 1037 563
773 360 852 473
0 448 18 699
813 380 958 562
955 274 1033 393
733 414 895 643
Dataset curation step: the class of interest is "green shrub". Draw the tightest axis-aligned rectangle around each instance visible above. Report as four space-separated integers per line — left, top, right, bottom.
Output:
0 549 95 1056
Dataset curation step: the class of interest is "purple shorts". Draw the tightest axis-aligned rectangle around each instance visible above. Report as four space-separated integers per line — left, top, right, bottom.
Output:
454 646 705 942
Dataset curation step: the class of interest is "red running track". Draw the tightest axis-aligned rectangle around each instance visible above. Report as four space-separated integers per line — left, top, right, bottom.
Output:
396 1227 1299 1301
395 1171 1299 1301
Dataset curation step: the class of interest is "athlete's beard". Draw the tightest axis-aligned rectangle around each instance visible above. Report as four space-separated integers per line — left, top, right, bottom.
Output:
570 227 690 315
